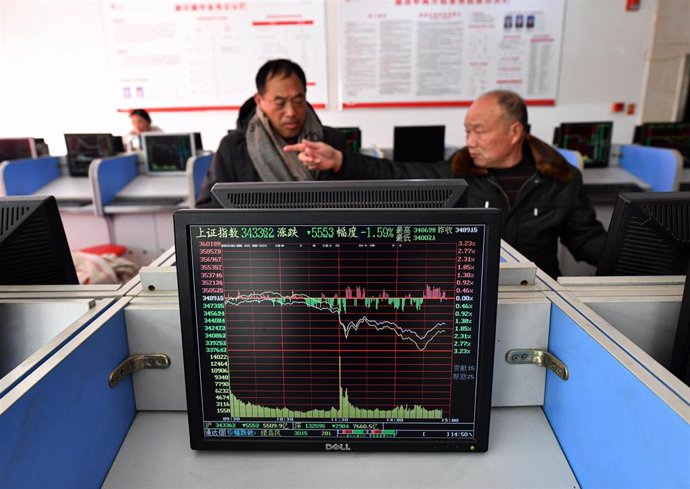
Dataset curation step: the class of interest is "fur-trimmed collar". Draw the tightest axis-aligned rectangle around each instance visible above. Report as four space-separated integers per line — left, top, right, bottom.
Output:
450 135 573 183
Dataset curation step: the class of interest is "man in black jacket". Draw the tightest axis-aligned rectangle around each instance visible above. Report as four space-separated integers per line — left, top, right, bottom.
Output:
285 90 607 278
197 59 355 207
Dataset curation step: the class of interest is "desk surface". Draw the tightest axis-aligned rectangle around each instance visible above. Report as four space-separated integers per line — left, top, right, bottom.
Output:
117 174 189 200
582 167 651 190
38 175 92 205
103 408 578 489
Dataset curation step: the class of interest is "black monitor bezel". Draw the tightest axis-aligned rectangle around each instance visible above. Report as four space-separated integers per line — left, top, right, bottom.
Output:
174 208 501 452
555 121 613 168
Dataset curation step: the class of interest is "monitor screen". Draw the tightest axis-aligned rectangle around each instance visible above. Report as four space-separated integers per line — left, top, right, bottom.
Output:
0 138 37 162
142 133 196 174
211 180 469 210
554 122 613 168
64 133 118 177
393 125 445 163
0 196 78 285
633 122 690 168
335 127 362 153
174 208 501 451
671 262 690 387
596 192 690 276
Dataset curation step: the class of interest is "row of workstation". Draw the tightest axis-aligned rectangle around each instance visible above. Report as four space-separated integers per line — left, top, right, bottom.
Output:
0 243 687 488
0 153 212 264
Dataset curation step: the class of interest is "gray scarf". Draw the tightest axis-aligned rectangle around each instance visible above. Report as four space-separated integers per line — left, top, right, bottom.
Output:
246 105 323 181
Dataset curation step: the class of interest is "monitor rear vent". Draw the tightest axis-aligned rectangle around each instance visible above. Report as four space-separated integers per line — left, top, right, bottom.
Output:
219 188 455 209
0 204 30 237
641 201 690 244
614 212 686 275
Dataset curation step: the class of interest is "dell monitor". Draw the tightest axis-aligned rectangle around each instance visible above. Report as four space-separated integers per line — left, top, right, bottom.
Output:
211 180 469 210
174 207 500 451
335 127 362 153
596 192 690 276
553 121 613 168
142 133 201 174
0 196 78 285
0 138 38 162
633 122 690 168
393 125 446 163
64 133 122 177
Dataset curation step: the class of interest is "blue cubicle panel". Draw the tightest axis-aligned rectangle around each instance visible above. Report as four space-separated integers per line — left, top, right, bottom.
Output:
91 154 138 215
555 148 584 170
544 295 690 489
0 298 136 489
190 153 213 204
0 156 61 196
619 145 682 192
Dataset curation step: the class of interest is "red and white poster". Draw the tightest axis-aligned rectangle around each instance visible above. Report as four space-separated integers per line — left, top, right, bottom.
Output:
338 0 565 108
103 0 327 111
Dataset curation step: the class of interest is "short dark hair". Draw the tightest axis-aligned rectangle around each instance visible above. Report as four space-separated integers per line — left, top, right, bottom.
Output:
255 59 307 94
484 90 528 129
129 109 151 123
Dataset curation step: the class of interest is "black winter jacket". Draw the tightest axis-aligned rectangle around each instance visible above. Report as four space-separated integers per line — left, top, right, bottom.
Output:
338 135 606 278
197 98 352 207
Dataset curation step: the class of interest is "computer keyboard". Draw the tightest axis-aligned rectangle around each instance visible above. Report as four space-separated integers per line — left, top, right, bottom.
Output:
584 183 643 205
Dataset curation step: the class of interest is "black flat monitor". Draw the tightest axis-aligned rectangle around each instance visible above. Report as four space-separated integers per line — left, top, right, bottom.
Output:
334 127 362 153
142 133 201 174
65 133 121 177
393 125 445 163
174 207 500 451
553 121 613 168
671 262 690 386
596 192 690 276
0 138 37 162
211 180 468 210
0 196 78 285
633 122 690 168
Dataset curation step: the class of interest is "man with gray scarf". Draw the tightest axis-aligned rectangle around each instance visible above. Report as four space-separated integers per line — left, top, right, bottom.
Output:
197 59 356 207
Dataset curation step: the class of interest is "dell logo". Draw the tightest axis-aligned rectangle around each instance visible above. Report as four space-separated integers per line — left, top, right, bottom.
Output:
325 443 351 451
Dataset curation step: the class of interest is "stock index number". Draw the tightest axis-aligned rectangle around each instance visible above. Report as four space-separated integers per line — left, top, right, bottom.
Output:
240 227 274 239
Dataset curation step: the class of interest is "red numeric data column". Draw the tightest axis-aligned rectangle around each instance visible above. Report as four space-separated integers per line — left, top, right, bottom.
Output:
195 237 230 417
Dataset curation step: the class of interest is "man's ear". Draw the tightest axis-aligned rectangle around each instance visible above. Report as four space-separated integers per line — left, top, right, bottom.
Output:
509 122 523 145
253 92 261 107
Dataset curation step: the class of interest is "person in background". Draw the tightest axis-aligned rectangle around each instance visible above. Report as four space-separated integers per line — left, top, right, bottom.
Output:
196 58 371 207
284 90 607 278
124 108 162 151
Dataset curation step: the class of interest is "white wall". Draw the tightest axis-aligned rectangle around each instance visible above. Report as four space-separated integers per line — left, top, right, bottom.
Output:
0 0 658 156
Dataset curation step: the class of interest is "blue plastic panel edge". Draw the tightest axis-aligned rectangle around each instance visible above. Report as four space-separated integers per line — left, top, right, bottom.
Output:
97 154 138 205
3 156 61 196
0 308 136 488
192 153 213 202
620 145 679 192
544 303 690 489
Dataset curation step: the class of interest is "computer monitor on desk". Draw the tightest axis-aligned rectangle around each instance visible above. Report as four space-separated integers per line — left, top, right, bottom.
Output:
596 192 690 276
0 138 38 162
633 122 690 168
334 127 362 153
0 196 78 285
65 133 123 177
393 125 445 162
174 206 500 452
553 121 613 168
142 133 202 175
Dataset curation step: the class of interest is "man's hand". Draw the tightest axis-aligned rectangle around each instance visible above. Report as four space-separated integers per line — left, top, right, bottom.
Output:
283 139 343 173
